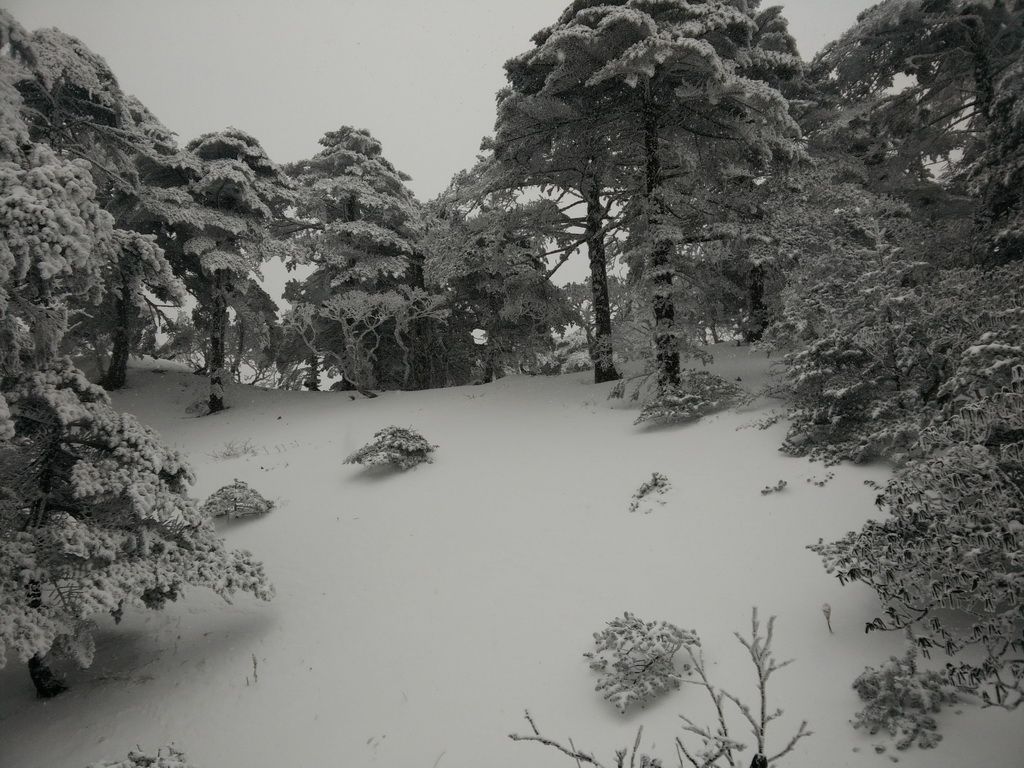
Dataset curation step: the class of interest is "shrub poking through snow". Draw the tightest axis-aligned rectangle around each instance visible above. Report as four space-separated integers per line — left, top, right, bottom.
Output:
513 609 811 767
629 472 671 513
634 370 744 426
87 746 195 767
585 612 698 712
201 480 274 520
851 647 957 750
344 426 436 470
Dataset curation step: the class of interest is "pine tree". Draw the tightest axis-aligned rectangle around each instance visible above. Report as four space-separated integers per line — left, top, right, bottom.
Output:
281 127 446 390
423 163 574 382
9 23 187 389
506 0 801 386
164 128 293 413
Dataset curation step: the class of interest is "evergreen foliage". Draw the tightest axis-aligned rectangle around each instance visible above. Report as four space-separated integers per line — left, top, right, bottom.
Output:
810 363 1024 707
344 426 436 471
0 361 273 674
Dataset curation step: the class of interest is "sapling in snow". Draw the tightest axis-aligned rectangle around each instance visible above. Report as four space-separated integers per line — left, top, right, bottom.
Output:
344 426 436 471
585 612 698 712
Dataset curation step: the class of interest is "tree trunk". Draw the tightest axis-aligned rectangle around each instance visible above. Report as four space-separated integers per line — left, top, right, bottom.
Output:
208 272 229 414
101 281 132 391
28 655 67 698
26 579 67 697
231 317 245 381
584 170 620 384
643 87 680 388
405 250 433 391
305 353 321 391
743 263 768 343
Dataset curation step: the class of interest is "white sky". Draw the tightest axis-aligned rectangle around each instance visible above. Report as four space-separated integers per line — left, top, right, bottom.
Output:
7 0 876 202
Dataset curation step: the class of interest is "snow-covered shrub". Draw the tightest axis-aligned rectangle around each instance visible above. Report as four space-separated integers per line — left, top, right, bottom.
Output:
811 364 1024 707
344 426 436 470
634 370 744 426
773 244 1024 464
851 647 957 750
87 746 196 768
628 472 671 513
516 610 809 767
585 612 698 712
201 480 274 519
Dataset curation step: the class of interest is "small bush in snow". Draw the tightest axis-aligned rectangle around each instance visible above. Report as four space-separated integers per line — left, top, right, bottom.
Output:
634 370 744 426
201 480 274 519
87 746 196 767
207 439 258 461
585 612 698 712
851 647 957 750
344 426 436 470
629 472 671 513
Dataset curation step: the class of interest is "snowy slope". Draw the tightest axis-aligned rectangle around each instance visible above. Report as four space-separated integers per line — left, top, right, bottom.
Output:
0 346 1020 768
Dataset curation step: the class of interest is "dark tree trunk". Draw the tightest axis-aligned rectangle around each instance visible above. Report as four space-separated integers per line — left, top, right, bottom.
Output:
584 170 620 384
643 88 680 388
405 250 433 391
26 580 67 697
231 317 245 381
743 263 769 343
208 272 229 414
101 278 133 391
304 353 320 391
28 655 67 698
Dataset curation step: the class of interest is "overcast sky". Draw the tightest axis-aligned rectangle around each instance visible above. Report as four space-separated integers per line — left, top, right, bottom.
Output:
8 0 877 202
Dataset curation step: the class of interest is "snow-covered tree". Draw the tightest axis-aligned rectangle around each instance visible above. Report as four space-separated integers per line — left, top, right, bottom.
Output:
8 21 187 389
424 163 574 382
813 0 1024 262
506 0 802 387
0 13 272 697
164 128 293 413
281 126 446 390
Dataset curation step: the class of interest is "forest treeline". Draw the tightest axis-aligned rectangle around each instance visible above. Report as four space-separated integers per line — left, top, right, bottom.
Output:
1 0 1022 714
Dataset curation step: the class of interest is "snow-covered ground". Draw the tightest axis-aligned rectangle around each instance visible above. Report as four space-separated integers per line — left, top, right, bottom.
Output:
0 346 1020 768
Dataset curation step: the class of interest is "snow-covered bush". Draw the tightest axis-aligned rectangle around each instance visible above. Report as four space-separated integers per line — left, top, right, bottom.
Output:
201 480 274 519
344 426 436 470
634 370 744 426
585 612 698 712
811 364 1024 707
87 746 196 768
774 242 1024 464
851 647 957 750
